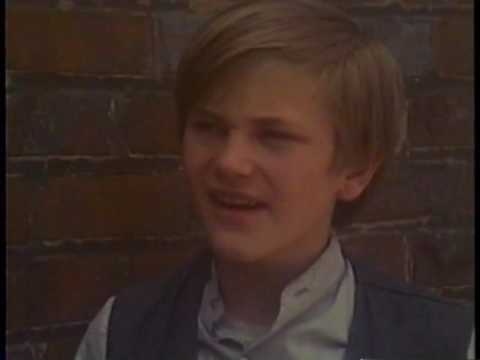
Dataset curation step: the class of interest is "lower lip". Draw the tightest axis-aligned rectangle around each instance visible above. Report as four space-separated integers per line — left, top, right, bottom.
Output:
208 195 267 228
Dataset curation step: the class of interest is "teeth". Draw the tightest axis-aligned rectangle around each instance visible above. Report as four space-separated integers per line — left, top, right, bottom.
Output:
215 193 258 207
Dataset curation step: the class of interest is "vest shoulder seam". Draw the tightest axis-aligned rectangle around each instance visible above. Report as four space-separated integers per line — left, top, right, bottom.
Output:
358 278 472 309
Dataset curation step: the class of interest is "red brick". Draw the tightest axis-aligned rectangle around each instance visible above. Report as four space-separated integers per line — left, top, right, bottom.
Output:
340 232 409 283
409 230 474 288
399 0 472 10
408 86 474 148
103 0 151 9
8 90 118 156
117 92 180 155
154 10 204 73
6 344 36 360
186 0 470 13
28 254 130 325
39 157 179 177
7 258 30 331
188 0 234 14
336 0 396 8
157 9 204 34
432 14 473 80
187 0 474 13
356 16 432 78
7 92 37 156
6 8 153 76
329 0 473 10
438 286 474 302
32 172 193 241
163 33 196 76
349 160 473 225
7 1 56 8
130 240 205 282
7 177 38 245
60 0 152 9
45 334 84 360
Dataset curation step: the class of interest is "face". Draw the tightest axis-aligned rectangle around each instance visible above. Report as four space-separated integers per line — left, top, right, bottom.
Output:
183 60 368 266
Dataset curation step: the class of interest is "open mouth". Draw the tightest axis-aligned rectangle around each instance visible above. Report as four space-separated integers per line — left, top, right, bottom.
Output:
209 190 267 212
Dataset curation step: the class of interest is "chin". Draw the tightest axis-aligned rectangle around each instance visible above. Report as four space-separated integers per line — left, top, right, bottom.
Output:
207 231 267 264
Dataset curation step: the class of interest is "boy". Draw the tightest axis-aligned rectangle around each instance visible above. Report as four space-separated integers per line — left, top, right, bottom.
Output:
76 1 474 359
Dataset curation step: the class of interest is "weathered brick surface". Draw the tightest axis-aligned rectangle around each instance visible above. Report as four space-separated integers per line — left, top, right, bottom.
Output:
130 240 204 281
20 157 178 177
154 10 205 73
8 90 118 156
6 0 57 8
7 159 47 178
45 334 85 360
116 92 180 154
357 16 433 77
31 172 192 241
343 0 473 9
7 8 153 76
59 0 190 10
439 286 474 302
399 0 473 9
163 9 435 78
340 232 409 282
187 0 233 14
409 230 474 289
28 254 130 325
432 14 473 79
7 258 31 331
352 160 473 224
7 92 37 156
101 0 152 9
6 344 39 360
7 177 38 245
187 0 474 12
5 0 474 355
408 85 474 148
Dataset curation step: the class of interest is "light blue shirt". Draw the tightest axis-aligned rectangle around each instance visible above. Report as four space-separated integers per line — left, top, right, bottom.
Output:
197 238 355 360
75 238 475 360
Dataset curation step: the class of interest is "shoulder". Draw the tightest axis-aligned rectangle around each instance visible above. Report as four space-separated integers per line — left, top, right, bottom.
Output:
351 259 472 315
349 259 473 357
112 267 185 313
112 248 211 314
106 249 211 359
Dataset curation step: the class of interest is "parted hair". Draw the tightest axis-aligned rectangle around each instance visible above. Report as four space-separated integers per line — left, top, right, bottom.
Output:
175 0 407 171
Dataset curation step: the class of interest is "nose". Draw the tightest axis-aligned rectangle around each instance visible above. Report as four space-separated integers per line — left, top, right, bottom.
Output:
214 133 255 179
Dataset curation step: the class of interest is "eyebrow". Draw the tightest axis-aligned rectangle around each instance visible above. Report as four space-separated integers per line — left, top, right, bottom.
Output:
194 107 298 130
192 107 225 122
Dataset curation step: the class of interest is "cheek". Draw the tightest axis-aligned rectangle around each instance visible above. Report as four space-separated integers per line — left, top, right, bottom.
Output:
277 166 340 208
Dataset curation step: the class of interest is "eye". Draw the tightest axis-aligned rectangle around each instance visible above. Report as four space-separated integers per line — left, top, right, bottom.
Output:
188 119 227 137
190 119 215 132
260 130 296 143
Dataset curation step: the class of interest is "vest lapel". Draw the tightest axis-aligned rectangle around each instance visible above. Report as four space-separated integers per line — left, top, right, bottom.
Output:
344 267 374 360
162 250 212 360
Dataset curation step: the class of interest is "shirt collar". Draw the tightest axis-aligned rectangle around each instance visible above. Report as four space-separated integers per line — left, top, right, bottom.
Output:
199 235 347 334
280 236 345 306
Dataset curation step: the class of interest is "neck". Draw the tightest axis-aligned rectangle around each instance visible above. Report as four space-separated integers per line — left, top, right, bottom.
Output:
214 234 331 327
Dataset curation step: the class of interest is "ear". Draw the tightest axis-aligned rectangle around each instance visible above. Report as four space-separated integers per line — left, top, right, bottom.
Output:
337 160 381 202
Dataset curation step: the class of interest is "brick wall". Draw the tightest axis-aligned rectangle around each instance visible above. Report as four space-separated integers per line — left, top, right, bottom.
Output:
6 0 474 358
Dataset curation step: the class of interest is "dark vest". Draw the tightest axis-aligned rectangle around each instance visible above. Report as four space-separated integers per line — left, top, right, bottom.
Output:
107 251 473 360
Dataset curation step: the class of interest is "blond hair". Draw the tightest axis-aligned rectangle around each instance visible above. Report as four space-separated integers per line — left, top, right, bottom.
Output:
176 0 406 170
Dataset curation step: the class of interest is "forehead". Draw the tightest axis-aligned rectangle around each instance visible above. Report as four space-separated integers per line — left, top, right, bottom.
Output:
202 59 330 128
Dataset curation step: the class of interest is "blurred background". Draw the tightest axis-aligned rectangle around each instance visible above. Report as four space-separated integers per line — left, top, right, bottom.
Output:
6 0 474 359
